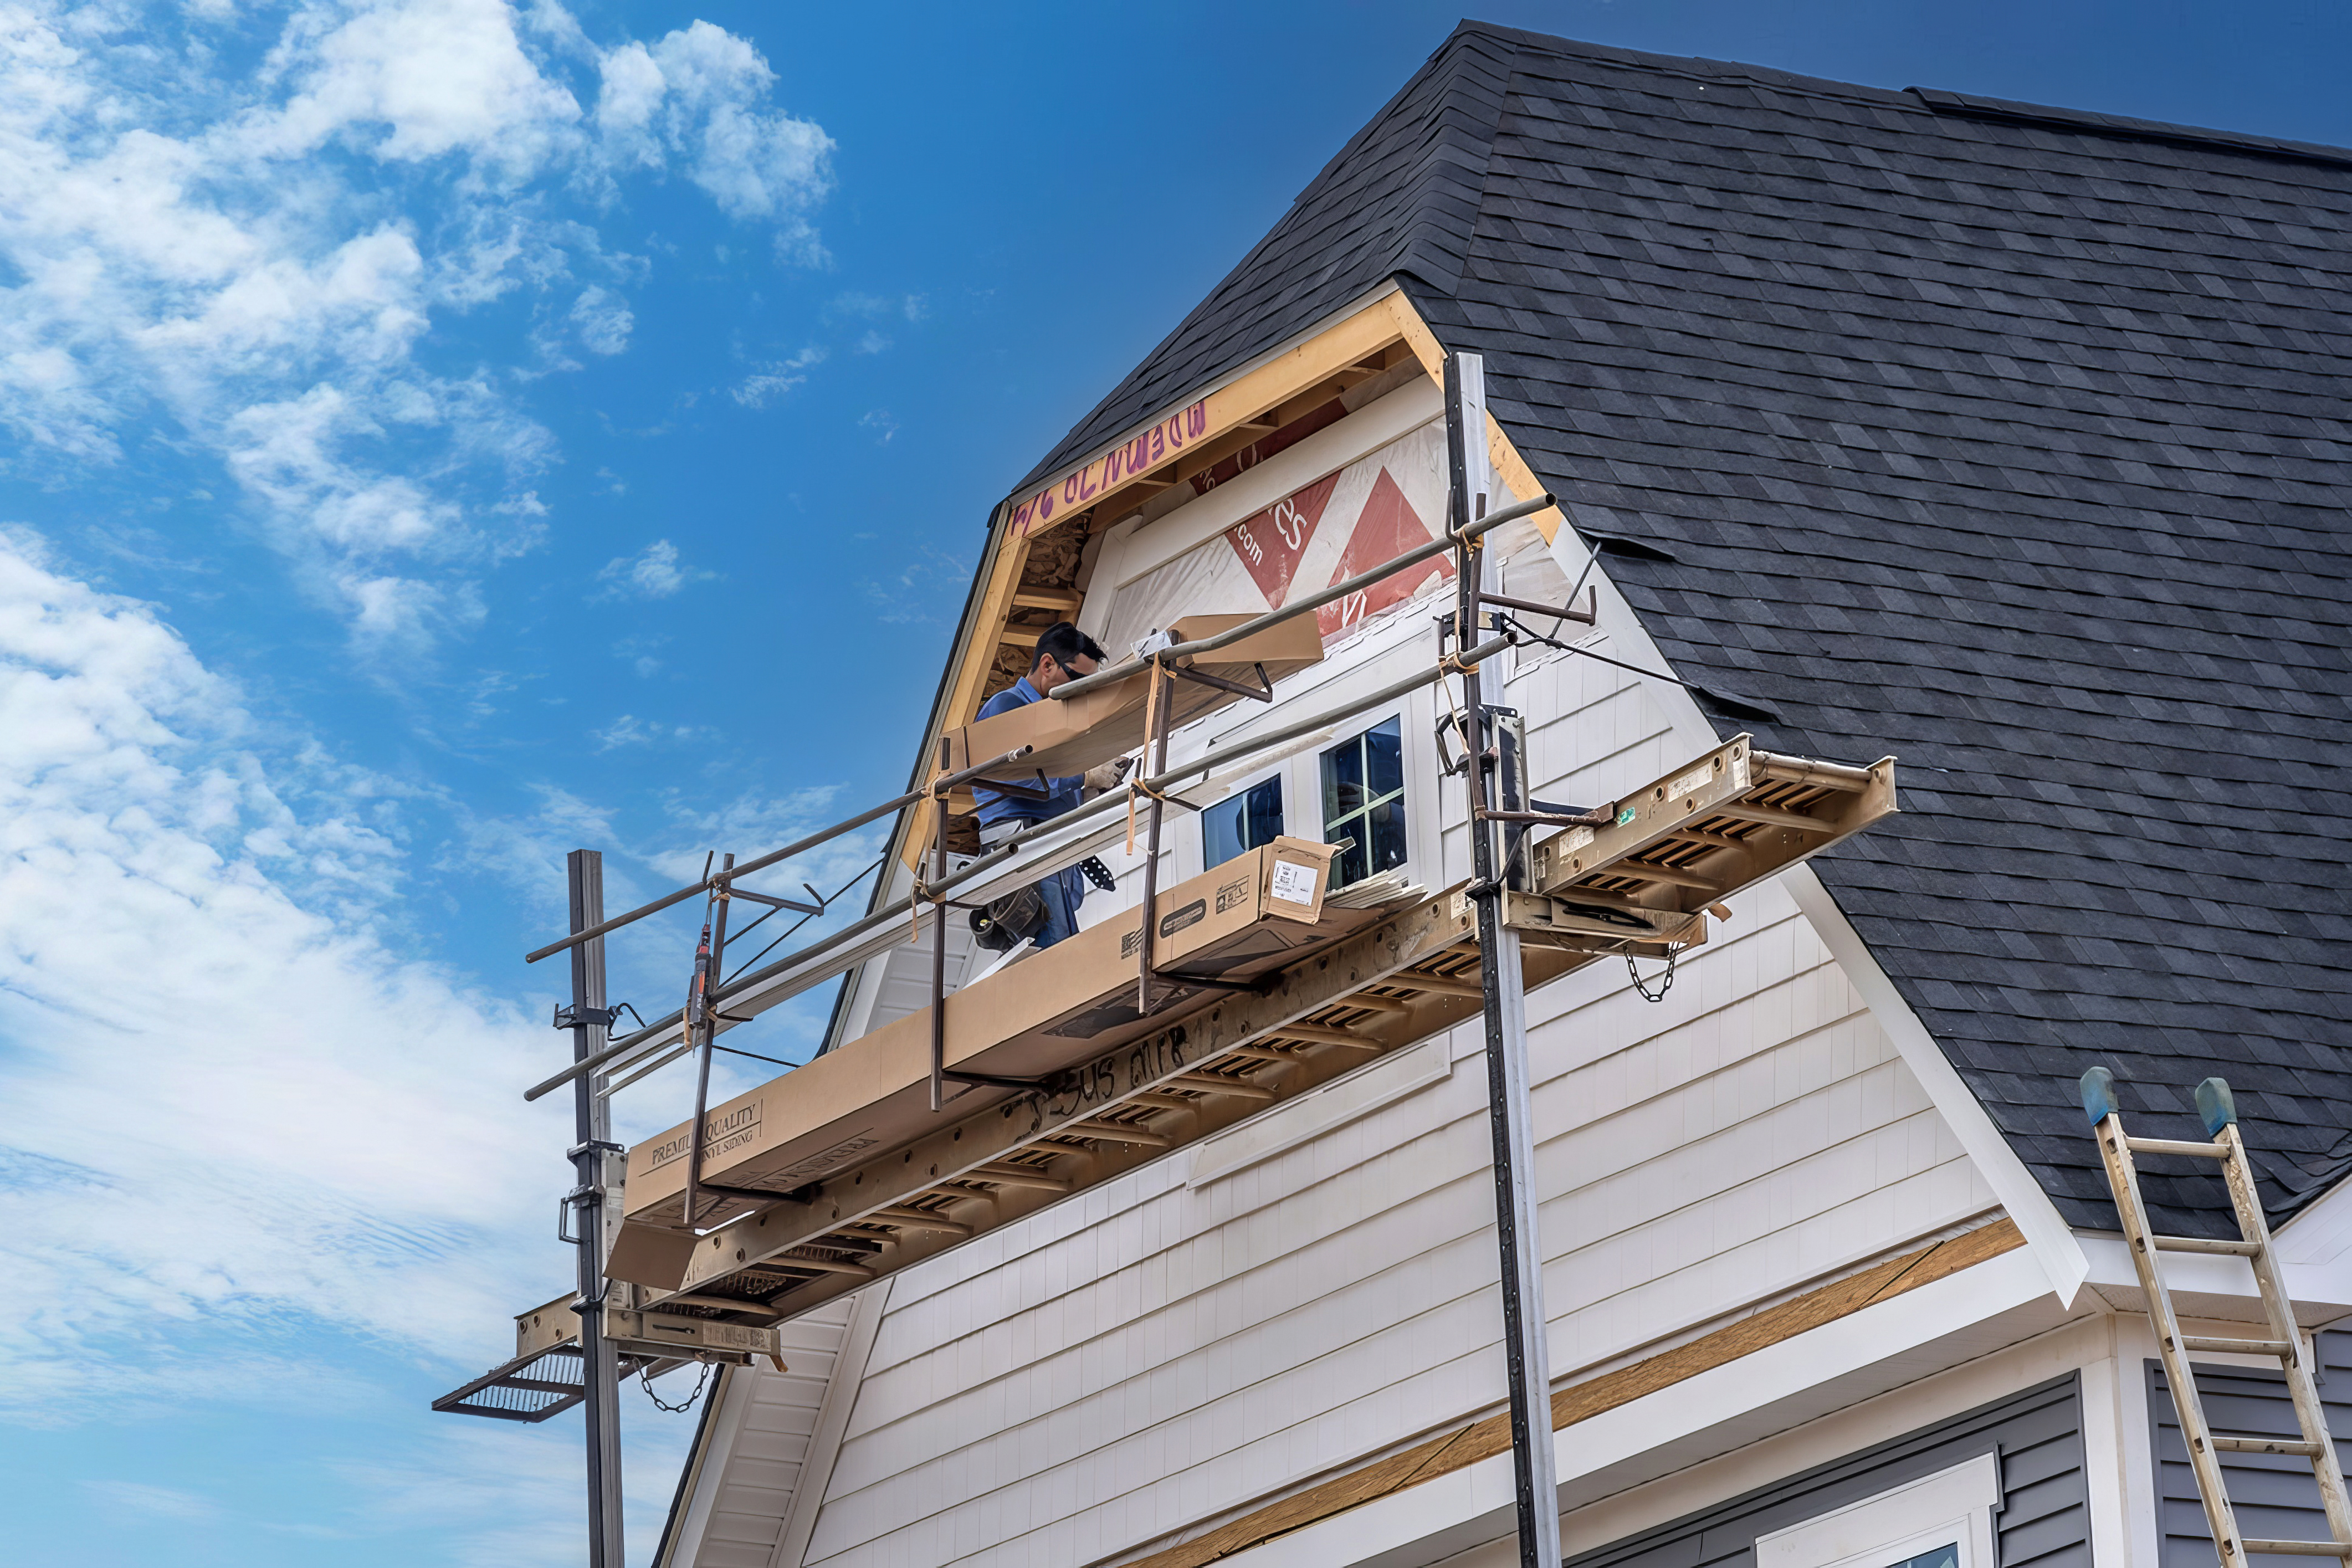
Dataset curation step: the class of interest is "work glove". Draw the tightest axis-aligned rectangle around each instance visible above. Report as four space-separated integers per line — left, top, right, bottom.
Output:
1083 757 1134 796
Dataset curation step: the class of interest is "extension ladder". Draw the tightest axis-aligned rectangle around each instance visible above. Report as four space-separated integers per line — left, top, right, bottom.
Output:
2082 1068 2352 1563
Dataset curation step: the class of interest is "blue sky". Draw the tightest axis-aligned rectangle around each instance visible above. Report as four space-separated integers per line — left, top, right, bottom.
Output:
1 2 2345 1562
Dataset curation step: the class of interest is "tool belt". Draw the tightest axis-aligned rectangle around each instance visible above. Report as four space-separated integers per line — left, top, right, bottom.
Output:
970 885 1046 952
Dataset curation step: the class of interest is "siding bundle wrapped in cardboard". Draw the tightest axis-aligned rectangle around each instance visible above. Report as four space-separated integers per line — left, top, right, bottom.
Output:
945 613 1324 782
618 839 1355 1249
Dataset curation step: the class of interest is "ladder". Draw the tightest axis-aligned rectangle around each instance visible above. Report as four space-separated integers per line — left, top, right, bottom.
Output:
2082 1067 2352 1564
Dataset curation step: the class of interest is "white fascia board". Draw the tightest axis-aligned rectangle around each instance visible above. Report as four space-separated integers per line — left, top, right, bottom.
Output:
1216 1246 2071 1568
2076 1232 2352 1326
2276 1161 2352 1313
766 1280 892 1568
1536 522 2091 1309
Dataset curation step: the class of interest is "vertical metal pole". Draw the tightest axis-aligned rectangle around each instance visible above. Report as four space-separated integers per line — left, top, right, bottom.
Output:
1135 662 1172 1014
684 854 735 1228
931 739 951 1112
566 850 626 1568
1448 353 1562 1568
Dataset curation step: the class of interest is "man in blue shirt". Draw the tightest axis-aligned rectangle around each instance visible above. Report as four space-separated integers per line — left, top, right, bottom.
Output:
973 622 1115 950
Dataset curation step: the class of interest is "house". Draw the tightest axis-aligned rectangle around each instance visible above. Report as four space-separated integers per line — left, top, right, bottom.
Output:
652 24 2352 1568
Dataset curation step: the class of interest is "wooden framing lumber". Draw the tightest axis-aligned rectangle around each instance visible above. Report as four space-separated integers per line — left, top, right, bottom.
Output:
763 1254 874 1279
1123 1219 2027 1568
1265 1022 1380 1050
1171 1072 1278 1100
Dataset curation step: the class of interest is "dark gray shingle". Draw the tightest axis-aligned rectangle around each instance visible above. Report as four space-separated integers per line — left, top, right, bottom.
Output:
1014 24 2352 1239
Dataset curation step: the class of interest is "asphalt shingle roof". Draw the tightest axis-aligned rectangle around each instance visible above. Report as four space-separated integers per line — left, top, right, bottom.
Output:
1019 24 2352 1237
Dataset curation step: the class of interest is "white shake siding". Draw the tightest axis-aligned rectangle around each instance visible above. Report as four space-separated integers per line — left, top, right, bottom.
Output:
791 610 1997 1567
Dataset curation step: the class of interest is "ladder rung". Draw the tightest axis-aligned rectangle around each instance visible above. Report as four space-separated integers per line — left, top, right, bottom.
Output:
2177 1335 2296 1359
2238 1541 2352 1557
2125 1135 2230 1159
2151 1234 2263 1257
2208 1436 2328 1457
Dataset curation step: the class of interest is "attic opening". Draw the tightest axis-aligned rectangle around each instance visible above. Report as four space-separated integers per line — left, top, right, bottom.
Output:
942 337 1427 857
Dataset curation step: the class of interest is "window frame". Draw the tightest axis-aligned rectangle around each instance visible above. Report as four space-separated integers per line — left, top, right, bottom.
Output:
1318 713 1409 888
1175 616 1443 891
1753 1454 1999 1568
1200 771 1287 870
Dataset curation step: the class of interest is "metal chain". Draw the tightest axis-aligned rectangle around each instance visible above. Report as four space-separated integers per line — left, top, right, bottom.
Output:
1626 944 1683 1003
639 1360 712 1414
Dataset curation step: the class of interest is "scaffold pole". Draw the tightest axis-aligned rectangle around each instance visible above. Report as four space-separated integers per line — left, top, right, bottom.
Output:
1448 351 1563 1568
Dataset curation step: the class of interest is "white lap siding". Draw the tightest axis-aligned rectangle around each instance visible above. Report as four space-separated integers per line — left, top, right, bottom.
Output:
791 622 1997 1568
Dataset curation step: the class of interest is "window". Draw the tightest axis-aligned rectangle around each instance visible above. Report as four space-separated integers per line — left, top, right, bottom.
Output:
1320 716 1406 888
1753 1454 1997 1568
1203 776 1284 868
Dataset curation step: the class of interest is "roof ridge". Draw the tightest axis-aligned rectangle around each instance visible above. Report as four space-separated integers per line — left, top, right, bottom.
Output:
1453 18 2352 168
1449 21 1926 112
1909 85 2352 170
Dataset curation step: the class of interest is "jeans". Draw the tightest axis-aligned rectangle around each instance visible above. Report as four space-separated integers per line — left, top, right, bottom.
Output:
1034 865 1085 950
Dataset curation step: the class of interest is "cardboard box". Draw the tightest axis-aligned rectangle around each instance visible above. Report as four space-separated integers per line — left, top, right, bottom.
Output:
621 839 1356 1243
947 613 1324 785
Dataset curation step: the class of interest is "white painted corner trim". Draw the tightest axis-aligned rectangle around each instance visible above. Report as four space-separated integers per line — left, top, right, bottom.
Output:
2276 1159 2352 1311
1784 862 2090 1308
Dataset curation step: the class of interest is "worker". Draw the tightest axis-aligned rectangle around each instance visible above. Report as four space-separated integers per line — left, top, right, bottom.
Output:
971 622 1126 951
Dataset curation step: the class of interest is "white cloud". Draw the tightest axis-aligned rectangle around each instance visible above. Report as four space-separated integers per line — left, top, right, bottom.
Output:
596 23 834 226
570 284 632 355
258 0 585 167
0 532 574 1415
648 785 867 888
826 289 921 324
0 1 832 661
611 631 664 675
595 537 709 599
591 713 704 750
81 1480 223 1522
732 344 826 408
338 1407 700 1568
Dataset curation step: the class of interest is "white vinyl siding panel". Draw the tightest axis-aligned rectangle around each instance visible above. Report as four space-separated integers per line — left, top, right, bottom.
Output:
795 609 1996 1568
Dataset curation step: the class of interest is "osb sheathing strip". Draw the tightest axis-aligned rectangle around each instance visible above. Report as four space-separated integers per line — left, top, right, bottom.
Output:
1125 1218 2027 1568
